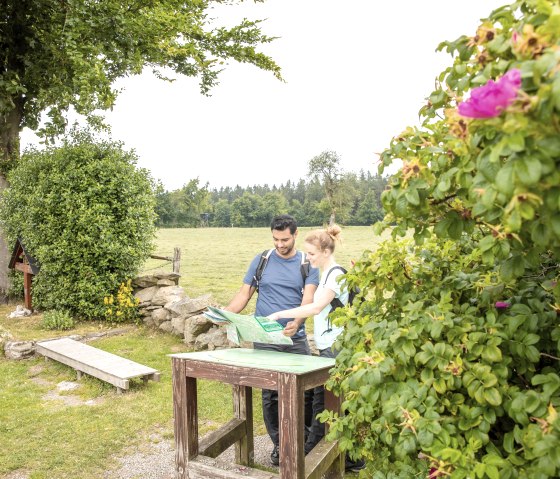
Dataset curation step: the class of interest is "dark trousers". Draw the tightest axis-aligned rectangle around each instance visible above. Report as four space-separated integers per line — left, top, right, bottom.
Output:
254 337 313 446
305 346 337 452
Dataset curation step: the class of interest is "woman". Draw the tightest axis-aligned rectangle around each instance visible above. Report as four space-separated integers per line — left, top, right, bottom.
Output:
267 224 349 453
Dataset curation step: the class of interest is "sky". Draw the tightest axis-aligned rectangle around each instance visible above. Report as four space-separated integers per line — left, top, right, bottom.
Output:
21 0 507 191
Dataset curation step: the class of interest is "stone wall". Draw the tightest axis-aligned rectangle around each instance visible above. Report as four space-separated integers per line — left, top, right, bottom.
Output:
133 272 235 351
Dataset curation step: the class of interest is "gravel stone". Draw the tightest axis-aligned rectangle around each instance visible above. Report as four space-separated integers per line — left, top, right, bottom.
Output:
103 434 276 479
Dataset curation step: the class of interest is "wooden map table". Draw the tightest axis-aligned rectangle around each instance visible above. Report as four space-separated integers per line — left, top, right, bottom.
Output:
170 348 344 479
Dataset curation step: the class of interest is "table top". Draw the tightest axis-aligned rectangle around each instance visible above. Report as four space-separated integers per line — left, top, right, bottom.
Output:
170 348 335 374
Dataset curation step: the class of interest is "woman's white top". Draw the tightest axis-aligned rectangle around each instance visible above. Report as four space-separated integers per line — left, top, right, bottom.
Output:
313 264 348 350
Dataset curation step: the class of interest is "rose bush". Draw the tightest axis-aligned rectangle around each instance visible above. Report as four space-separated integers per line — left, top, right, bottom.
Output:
323 1 560 478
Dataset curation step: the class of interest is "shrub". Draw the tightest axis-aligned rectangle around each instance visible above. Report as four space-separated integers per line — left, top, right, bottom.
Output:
324 1 560 478
41 310 75 331
0 129 156 320
104 280 140 323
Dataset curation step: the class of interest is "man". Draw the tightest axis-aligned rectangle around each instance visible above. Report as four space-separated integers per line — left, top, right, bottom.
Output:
225 214 319 466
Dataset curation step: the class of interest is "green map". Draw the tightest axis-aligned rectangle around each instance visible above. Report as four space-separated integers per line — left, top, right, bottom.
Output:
204 306 293 346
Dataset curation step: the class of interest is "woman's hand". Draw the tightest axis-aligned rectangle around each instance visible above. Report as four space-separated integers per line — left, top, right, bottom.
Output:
267 313 279 321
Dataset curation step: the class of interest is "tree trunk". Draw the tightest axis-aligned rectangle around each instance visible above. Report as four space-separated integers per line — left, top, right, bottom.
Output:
0 103 23 302
0 174 10 303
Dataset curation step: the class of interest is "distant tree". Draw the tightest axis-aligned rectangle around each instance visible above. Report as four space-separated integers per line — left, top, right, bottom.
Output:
211 199 232 227
352 190 384 225
259 192 287 224
308 150 345 225
231 192 263 227
154 182 173 227
170 178 210 227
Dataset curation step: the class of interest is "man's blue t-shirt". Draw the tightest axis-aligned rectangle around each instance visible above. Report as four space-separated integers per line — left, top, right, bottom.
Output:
243 250 320 339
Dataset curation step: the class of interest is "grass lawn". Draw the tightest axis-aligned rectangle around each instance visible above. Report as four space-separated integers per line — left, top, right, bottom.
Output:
1 225 385 478
143 225 390 307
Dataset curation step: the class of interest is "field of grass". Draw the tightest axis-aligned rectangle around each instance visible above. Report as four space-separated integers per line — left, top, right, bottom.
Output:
1 226 385 478
143 225 390 307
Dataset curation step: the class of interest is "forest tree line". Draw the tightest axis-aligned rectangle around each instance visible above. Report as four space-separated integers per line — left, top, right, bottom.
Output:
154 169 388 228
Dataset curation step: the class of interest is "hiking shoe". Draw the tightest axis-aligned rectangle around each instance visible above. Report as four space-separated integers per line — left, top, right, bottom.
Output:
270 445 279 466
345 458 366 472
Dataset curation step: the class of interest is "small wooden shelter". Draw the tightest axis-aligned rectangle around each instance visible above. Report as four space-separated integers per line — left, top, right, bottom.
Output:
8 238 40 310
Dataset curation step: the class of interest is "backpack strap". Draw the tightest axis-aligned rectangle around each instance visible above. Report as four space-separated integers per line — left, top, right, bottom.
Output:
253 249 273 292
255 250 310 294
300 251 310 284
322 265 347 336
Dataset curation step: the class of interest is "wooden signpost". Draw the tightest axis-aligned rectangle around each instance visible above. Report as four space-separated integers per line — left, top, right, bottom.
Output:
8 238 40 311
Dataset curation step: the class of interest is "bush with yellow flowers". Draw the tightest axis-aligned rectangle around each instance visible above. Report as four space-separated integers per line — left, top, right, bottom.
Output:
104 280 140 323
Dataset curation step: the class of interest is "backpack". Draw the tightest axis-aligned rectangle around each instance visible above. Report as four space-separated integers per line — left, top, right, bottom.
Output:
253 249 310 293
322 265 361 335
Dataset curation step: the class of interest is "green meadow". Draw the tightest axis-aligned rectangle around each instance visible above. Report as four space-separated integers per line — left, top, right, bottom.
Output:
144 225 390 307
0 226 385 479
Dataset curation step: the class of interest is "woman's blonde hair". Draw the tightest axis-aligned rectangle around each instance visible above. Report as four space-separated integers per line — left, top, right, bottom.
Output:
304 224 342 253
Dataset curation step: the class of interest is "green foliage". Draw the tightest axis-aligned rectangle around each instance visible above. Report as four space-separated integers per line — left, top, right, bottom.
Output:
376 0 560 278
325 237 560 477
0 0 282 142
326 1 560 477
103 280 140 323
0 130 156 320
41 310 75 331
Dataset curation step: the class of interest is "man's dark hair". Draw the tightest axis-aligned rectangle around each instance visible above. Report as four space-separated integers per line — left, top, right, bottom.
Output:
270 214 297 234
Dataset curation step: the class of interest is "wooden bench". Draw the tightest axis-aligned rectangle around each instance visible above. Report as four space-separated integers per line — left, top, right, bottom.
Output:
36 337 160 393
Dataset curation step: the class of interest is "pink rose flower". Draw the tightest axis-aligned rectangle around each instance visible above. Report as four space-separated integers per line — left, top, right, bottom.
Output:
458 69 521 118
495 301 510 309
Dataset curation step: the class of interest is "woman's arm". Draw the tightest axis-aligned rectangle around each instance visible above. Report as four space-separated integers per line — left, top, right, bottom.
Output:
268 287 335 321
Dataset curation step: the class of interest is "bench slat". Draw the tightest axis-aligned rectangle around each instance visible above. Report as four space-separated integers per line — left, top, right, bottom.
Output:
36 338 160 391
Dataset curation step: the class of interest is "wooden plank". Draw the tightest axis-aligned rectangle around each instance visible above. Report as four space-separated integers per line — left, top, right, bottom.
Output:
35 338 159 390
199 418 246 458
188 458 279 479
183 359 278 390
278 372 305 479
233 384 253 466
304 438 341 479
173 359 194 479
14 262 33 274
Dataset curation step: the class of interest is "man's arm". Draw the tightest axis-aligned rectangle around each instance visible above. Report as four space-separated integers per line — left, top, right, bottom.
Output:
224 283 256 314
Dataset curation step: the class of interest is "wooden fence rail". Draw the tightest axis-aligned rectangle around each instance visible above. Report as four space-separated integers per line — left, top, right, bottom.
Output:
149 247 181 274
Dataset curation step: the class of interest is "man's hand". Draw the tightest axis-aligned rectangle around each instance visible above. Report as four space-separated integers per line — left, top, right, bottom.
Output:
282 320 300 337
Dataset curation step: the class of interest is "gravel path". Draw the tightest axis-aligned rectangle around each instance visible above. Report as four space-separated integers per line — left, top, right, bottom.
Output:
103 434 276 479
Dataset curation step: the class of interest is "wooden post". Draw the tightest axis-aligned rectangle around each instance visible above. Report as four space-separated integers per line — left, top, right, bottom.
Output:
23 272 32 310
173 247 181 274
233 384 254 466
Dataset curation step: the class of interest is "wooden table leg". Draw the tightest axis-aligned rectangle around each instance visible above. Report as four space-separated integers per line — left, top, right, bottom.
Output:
173 359 198 479
323 388 344 478
278 373 305 479
233 384 254 466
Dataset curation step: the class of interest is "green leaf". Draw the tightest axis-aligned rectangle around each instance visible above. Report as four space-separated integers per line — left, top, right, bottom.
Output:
486 464 500 479
405 188 420 206
482 345 502 363
513 156 542 186
503 432 514 454
505 132 525 152
552 74 560 110
483 388 502 406
495 165 514 195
